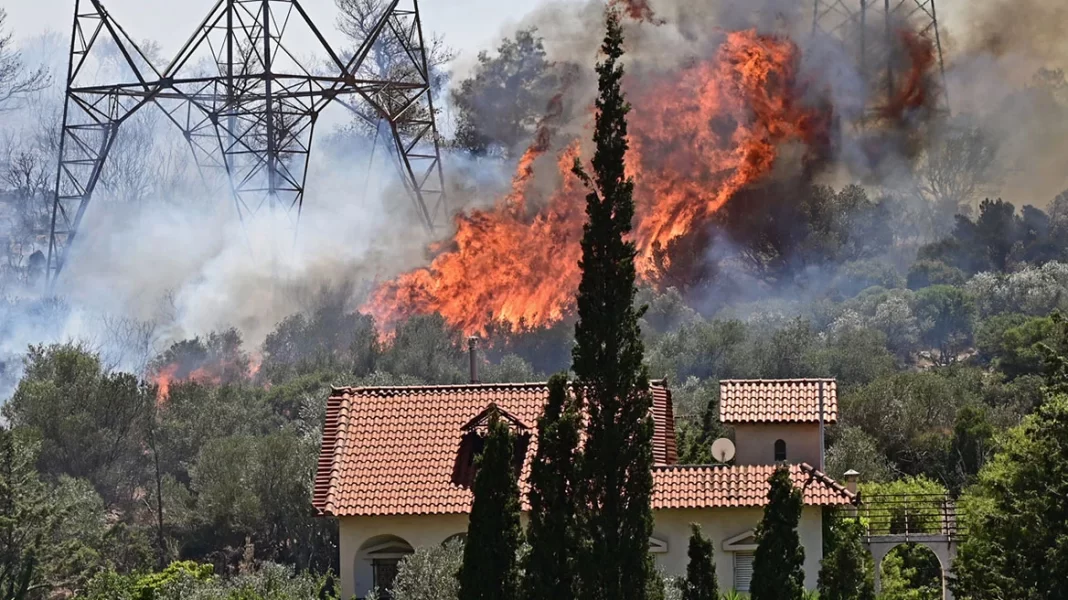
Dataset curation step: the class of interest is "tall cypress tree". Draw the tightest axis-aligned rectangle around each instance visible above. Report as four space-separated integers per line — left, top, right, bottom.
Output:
458 411 522 600
522 374 582 600
818 518 874 600
571 9 656 600
683 524 718 600
751 466 806 600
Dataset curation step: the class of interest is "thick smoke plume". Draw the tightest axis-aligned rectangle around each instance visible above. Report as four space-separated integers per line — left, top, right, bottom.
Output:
2 0 1068 396
364 0 951 335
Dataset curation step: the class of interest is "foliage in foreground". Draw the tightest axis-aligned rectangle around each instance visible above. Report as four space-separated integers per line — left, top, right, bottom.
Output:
572 9 657 600
78 561 335 600
390 540 464 600
522 373 582 600
458 410 522 600
750 466 805 600
681 524 717 600
817 515 874 600
953 394 1068 599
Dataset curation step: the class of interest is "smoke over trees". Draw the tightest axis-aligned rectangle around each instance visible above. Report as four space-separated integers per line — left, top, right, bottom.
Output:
0 9 47 111
1 0 1068 597
451 28 560 158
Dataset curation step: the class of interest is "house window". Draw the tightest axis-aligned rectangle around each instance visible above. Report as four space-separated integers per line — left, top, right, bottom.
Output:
774 439 787 462
733 551 755 592
357 535 413 599
372 559 400 599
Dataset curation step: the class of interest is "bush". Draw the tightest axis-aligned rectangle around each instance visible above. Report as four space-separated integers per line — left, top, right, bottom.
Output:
391 539 464 600
907 260 965 290
858 477 947 536
134 561 215 599
78 562 333 600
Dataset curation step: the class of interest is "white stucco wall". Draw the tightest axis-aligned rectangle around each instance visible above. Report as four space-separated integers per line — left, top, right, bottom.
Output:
338 507 824 599
339 513 471 600
733 423 822 468
651 506 824 591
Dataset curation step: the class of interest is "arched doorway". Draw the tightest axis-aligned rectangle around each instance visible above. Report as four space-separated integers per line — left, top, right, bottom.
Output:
355 535 414 600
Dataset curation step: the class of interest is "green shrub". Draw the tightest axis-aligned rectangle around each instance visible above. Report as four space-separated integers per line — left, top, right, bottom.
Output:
134 561 215 600
391 540 464 600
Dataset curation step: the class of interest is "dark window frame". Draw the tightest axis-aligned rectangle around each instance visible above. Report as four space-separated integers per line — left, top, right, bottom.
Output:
774 439 787 462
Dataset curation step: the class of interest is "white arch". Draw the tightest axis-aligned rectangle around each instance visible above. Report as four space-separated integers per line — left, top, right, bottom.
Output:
867 539 957 600
443 532 467 546
355 534 415 599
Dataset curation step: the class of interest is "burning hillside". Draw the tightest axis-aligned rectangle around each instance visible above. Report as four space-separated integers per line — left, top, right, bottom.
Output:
147 331 262 401
367 29 831 335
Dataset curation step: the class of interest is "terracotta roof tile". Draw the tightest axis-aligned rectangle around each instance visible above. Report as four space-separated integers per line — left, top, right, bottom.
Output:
313 381 676 516
719 379 837 424
314 381 853 517
651 463 855 509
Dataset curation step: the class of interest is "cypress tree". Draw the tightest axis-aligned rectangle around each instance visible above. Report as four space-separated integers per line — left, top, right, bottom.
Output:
818 518 874 600
571 9 656 600
522 374 582 600
751 466 806 600
458 411 522 600
682 524 718 600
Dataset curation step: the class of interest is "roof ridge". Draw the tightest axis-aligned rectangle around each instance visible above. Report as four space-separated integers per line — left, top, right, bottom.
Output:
798 462 856 501
719 378 837 383
652 464 731 471
332 379 670 395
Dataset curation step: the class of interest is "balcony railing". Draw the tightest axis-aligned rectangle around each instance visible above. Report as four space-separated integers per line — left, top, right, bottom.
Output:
858 493 964 540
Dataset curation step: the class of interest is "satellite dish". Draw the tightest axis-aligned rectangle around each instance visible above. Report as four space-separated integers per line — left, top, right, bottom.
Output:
711 438 736 463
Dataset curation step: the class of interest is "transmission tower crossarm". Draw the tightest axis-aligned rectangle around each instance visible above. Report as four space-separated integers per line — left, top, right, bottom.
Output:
47 0 451 286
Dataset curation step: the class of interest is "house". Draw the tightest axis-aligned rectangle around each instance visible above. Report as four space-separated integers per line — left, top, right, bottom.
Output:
313 378 854 599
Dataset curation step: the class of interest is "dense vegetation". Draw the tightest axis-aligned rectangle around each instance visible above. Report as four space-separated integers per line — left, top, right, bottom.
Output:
6 178 1068 599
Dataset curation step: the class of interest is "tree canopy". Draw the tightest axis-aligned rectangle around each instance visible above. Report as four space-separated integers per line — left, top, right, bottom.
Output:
458 411 522 600
571 10 656 600
953 394 1068 599
750 466 805 600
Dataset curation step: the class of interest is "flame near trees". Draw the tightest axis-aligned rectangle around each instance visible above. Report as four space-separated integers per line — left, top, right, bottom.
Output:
368 30 827 335
148 336 262 402
368 25 934 336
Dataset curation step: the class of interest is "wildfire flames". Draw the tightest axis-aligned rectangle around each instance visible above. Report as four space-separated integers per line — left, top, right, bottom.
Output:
611 0 662 24
150 353 262 402
882 30 937 119
367 26 932 336
367 30 826 335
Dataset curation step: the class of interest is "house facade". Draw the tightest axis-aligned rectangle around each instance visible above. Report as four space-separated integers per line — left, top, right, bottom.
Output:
313 379 852 600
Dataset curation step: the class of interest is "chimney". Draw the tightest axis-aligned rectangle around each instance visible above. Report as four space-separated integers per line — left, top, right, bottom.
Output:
468 337 479 384
843 469 860 495
843 469 861 516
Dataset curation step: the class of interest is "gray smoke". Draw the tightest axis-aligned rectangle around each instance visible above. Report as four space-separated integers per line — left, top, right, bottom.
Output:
3 0 1068 399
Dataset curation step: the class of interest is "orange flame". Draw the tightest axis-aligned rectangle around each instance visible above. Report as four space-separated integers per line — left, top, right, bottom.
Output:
153 363 180 402
367 30 829 336
881 30 937 119
149 351 263 402
610 0 663 24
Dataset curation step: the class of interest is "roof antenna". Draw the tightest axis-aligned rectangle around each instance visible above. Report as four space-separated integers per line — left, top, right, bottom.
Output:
468 336 480 384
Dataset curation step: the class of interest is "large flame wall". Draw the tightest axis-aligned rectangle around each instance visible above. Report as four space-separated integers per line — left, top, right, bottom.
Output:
367 30 831 336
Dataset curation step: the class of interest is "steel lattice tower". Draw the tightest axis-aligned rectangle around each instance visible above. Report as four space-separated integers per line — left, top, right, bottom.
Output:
811 0 948 114
47 0 447 283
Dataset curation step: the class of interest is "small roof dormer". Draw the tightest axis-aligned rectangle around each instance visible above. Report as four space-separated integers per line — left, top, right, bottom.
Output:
460 403 532 434
453 403 532 488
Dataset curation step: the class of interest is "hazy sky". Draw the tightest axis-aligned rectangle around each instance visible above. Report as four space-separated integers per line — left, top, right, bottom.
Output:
6 0 558 71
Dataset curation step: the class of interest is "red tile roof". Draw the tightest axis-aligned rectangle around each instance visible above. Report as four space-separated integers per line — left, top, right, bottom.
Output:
651 463 855 509
314 381 853 517
313 382 676 516
719 379 838 424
